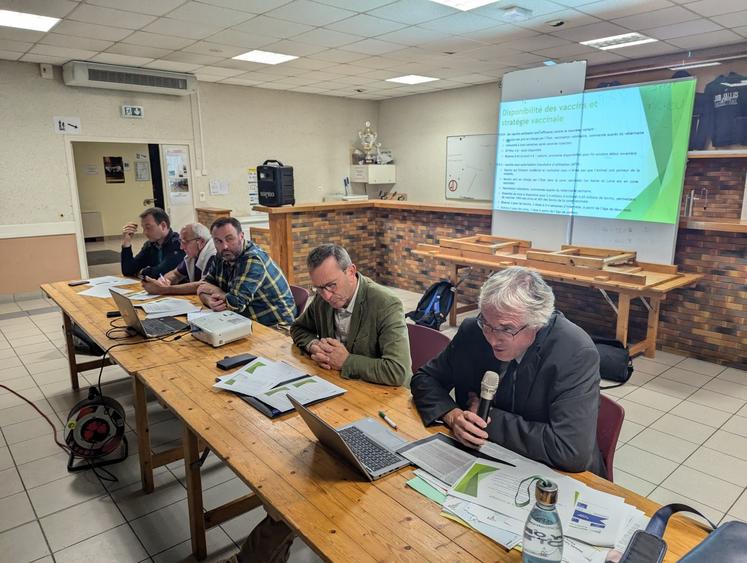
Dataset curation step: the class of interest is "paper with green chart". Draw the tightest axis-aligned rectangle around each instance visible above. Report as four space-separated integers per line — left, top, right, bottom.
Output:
213 356 345 412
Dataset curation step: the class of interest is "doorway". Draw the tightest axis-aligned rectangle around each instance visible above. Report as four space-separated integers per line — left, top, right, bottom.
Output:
72 141 166 277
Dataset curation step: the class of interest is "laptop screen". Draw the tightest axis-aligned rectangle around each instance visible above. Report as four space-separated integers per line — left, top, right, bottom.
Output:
110 289 144 334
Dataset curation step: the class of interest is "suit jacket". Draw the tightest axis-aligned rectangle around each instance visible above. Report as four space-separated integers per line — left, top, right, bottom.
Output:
290 274 411 386
410 312 605 476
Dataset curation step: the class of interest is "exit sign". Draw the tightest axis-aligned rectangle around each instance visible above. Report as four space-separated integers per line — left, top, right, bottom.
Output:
121 105 144 119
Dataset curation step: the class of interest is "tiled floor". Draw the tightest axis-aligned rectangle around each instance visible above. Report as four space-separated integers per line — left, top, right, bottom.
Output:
0 288 745 562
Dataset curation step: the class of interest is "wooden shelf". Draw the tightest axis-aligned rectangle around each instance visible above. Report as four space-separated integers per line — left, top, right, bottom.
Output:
680 217 747 233
687 150 747 159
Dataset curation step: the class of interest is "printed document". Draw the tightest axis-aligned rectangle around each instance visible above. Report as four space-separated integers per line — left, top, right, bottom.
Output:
214 358 306 396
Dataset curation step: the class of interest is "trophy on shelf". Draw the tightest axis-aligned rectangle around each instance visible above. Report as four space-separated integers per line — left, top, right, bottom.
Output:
358 121 379 164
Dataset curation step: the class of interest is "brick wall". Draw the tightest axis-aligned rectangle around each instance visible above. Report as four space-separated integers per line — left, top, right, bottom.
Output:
260 153 746 369
290 209 378 288
681 159 746 219
250 226 271 250
375 209 493 306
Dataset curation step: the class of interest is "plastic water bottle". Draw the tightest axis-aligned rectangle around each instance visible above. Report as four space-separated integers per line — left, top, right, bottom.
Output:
522 479 563 563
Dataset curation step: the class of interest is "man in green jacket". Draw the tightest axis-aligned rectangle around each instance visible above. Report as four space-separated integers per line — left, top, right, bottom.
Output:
291 243 411 386
231 244 411 563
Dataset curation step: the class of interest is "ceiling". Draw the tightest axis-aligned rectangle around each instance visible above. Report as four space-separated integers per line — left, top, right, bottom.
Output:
1 0 746 100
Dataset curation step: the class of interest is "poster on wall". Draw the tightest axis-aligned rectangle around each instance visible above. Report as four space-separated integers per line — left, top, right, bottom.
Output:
164 146 190 202
135 160 150 182
103 156 125 183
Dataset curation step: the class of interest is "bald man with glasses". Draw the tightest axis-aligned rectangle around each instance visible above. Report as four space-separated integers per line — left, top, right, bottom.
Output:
411 267 605 477
290 243 411 387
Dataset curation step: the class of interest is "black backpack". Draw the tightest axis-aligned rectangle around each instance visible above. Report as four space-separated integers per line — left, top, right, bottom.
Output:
406 280 455 331
593 336 634 389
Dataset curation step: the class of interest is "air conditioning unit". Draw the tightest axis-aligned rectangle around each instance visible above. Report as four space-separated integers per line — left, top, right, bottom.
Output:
62 61 196 96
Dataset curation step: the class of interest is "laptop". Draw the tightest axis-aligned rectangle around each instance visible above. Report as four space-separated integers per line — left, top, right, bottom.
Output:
288 395 410 481
110 289 188 338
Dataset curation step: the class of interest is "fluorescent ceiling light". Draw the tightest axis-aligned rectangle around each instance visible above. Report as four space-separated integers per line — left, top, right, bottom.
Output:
0 9 59 32
580 32 657 51
543 60 557 66
669 61 721 71
232 50 297 65
429 0 501 11
386 75 439 85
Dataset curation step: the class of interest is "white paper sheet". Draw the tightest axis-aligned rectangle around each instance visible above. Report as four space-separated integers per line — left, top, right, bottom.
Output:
214 358 306 397
254 376 345 412
140 298 200 318
125 290 161 301
79 285 117 298
86 276 132 287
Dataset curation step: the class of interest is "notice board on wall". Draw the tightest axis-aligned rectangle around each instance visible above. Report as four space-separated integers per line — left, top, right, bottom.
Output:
445 134 496 201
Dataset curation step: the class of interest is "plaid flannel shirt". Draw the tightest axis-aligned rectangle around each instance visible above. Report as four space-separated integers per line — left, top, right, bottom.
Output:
203 241 295 326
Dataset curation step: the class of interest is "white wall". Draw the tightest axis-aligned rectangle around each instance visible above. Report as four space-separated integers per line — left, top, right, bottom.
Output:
0 61 194 231
0 59 377 236
195 82 378 214
378 82 500 205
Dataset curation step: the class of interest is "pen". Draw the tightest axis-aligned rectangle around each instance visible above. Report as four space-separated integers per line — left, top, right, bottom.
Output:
379 410 397 430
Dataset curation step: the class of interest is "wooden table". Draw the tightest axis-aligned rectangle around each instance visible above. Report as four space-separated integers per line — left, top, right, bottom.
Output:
42 281 708 561
414 243 701 359
139 333 709 562
42 280 200 493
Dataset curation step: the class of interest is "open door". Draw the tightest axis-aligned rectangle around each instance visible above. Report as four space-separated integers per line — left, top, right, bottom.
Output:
160 144 195 228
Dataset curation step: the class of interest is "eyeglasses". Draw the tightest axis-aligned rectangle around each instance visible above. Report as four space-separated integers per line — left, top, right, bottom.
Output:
476 313 528 339
179 237 200 245
311 281 339 295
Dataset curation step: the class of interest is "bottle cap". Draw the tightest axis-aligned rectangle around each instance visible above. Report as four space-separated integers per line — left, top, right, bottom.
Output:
535 479 558 506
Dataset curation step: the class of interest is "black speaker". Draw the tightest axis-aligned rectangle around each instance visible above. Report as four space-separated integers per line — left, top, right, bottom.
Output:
257 159 295 207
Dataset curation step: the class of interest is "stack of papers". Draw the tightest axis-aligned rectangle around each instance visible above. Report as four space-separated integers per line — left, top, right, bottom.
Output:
139 298 201 318
214 357 345 417
402 436 648 562
78 276 134 298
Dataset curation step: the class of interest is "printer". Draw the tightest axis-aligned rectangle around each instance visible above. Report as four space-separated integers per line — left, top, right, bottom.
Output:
190 311 252 347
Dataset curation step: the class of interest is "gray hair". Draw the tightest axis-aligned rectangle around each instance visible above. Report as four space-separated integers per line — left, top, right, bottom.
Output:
185 223 211 242
478 267 555 328
307 244 352 271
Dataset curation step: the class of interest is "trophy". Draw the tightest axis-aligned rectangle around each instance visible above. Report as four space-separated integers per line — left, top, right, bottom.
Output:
358 121 378 164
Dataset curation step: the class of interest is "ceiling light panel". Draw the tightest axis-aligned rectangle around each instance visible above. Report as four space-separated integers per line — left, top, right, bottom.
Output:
0 9 60 32
233 49 299 64
386 74 439 84
580 32 657 50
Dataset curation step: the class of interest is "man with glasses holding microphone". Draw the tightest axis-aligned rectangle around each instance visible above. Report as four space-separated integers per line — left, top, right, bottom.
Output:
411 267 605 476
291 243 411 387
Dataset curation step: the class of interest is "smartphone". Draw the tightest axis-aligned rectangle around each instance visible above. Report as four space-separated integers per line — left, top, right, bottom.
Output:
217 353 257 371
619 530 666 563
68 280 89 287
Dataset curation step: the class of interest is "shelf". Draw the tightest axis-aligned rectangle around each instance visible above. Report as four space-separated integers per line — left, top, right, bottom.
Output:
687 150 747 159
680 217 747 233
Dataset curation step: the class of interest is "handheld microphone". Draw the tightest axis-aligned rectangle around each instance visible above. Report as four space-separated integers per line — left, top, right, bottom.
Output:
477 370 500 421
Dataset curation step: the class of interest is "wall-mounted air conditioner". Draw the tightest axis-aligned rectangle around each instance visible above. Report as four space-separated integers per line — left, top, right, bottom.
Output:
62 61 197 96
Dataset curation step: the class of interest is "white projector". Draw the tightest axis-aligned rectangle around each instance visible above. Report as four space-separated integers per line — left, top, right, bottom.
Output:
190 311 252 347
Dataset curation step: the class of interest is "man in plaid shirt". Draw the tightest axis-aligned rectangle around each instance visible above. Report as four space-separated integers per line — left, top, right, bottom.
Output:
197 217 295 326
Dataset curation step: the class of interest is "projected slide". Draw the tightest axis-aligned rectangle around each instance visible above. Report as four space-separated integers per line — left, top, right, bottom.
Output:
493 80 696 224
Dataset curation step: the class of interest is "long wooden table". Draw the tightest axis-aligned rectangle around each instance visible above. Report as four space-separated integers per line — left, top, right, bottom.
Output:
42 280 200 492
140 337 709 562
414 244 701 359
43 280 708 561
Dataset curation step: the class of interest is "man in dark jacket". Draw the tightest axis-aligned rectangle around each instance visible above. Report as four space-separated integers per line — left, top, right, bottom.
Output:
411 266 605 477
120 207 184 278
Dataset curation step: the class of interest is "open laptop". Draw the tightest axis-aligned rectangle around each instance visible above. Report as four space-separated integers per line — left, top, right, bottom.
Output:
288 395 410 481
110 288 188 338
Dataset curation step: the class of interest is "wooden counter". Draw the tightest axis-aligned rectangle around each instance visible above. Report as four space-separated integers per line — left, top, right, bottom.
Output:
680 217 747 233
255 200 493 216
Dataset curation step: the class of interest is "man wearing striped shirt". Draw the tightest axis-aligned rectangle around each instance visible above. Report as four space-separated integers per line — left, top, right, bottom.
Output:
197 217 295 326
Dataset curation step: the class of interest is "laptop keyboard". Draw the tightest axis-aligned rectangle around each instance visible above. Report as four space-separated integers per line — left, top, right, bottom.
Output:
142 318 185 335
338 426 402 472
